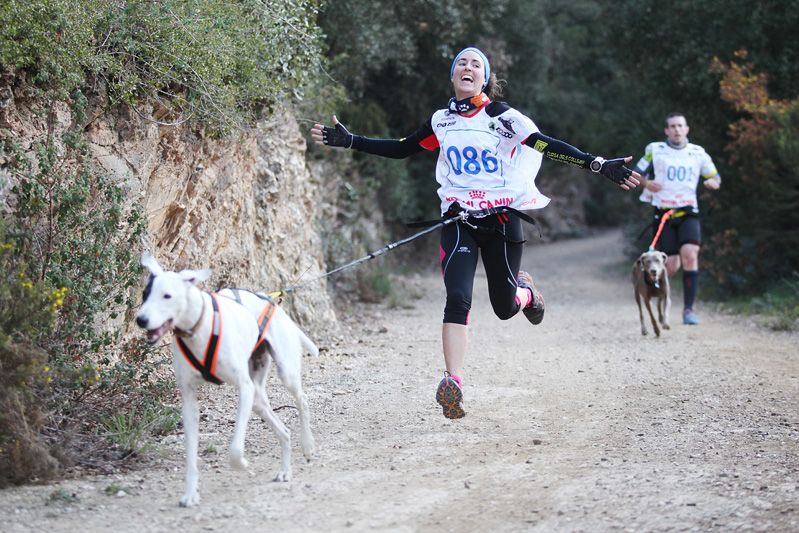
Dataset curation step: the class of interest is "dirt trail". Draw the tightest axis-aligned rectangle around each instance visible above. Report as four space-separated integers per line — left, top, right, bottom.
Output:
2 230 798 532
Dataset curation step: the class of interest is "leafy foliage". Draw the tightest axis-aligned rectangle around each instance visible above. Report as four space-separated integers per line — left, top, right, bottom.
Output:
701 53 799 294
0 0 325 131
319 0 799 302
0 111 162 482
0 219 63 486
0 0 328 485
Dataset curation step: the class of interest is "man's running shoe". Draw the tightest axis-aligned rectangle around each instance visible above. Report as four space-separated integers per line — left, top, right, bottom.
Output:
517 271 545 325
435 372 465 419
683 308 700 325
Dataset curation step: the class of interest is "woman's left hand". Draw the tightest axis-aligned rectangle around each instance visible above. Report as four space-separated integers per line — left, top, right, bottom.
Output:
310 115 354 148
600 156 641 190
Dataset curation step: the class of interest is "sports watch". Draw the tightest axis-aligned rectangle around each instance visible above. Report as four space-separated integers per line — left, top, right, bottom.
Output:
589 156 605 173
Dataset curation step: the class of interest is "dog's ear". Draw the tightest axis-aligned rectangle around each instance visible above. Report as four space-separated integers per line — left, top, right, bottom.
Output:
659 252 668 263
179 268 211 286
141 253 164 276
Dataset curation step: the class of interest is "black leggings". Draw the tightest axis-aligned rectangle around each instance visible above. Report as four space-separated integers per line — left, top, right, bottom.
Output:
439 215 524 325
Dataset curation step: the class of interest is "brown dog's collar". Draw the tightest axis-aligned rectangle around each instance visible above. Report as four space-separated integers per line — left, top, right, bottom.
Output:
174 295 206 338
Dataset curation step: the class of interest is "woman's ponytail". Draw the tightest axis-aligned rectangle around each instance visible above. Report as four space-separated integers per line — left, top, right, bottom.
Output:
486 73 506 100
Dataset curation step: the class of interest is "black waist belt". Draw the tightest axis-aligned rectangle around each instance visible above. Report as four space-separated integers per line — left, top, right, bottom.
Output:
411 203 540 227
407 203 540 243
655 206 696 219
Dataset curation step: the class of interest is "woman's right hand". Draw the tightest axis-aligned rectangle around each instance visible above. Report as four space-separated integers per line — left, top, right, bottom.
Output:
310 115 354 148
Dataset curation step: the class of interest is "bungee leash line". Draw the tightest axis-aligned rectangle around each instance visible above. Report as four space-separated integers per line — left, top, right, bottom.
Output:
265 215 463 299
648 208 674 252
267 205 539 300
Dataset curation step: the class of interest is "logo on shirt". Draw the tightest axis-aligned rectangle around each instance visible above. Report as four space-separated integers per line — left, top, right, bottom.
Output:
496 128 513 139
488 121 496 131
469 190 486 199
498 116 516 134
533 139 548 152
436 120 455 128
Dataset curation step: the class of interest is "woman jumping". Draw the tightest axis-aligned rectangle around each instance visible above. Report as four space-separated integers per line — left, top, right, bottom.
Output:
311 46 640 419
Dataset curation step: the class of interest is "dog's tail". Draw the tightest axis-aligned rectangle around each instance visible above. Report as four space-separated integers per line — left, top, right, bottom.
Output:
298 328 319 357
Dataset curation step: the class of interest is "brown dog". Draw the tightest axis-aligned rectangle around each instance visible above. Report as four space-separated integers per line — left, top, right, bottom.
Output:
632 250 671 337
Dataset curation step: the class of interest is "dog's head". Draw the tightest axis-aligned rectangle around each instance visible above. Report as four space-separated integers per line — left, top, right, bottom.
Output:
135 254 211 344
637 250 668 284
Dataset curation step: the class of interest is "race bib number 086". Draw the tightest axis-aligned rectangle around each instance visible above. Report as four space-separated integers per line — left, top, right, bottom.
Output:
446 146 499 176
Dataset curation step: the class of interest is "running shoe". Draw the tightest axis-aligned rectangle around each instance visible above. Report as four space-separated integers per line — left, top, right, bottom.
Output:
517 271 545 325
435 371 465 419
683 308 700 325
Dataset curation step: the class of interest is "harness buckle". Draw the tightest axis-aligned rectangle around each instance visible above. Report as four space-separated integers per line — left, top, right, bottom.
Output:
457 210 478 229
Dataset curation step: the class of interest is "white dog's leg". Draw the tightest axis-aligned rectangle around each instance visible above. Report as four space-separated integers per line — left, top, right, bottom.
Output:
252 387 293 481
229 376 255 470
269 321 316 460
279 368 315 460
179 383 201 507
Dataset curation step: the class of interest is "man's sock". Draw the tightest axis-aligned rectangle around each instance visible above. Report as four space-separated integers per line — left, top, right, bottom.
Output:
683 270 698 310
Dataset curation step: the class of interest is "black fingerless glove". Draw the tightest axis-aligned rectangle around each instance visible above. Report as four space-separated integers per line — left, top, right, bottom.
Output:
592 157 633 185
322 122 354 148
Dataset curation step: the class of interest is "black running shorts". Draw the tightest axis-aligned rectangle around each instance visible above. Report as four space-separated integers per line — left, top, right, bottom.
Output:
655 212 701 255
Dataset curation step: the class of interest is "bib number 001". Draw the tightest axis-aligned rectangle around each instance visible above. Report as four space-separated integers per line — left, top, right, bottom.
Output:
446 146 499 176
666 165 696 182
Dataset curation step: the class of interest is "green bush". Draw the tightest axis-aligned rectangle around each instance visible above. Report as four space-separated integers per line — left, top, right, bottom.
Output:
0 106 165 483
0 0 330 485
1 0 325 131
0 219 64 486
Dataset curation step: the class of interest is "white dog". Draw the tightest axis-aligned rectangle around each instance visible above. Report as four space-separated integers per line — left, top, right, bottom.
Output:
135 254 317 507
632 250 671 337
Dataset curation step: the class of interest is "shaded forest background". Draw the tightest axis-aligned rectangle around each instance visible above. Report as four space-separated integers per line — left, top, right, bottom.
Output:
1 0 797 486
318 0 799 301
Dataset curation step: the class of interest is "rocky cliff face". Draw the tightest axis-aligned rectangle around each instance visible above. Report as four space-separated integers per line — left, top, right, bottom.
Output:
2 93 342 343
108 107 343 339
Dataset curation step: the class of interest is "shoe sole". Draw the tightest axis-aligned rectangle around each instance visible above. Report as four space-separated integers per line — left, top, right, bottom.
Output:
517 272 545 325
522 293 545 325
523 303 545 325
436 379 465 419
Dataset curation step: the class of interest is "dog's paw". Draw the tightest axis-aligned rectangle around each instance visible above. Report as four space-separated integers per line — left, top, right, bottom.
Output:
230 455 249 470
662 323 671 330
641 329 648 336
273 470 292 482
179 491 200 507
301 437 315 460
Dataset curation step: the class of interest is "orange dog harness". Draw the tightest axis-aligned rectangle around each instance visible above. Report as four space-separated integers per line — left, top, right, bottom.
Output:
176 293 224 385
176 291 277 385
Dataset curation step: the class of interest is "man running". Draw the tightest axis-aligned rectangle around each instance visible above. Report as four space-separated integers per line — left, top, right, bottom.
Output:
636 112 721 325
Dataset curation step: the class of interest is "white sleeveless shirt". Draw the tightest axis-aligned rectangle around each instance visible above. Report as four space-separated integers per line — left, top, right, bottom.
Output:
424 104 551 215
637 141 718 211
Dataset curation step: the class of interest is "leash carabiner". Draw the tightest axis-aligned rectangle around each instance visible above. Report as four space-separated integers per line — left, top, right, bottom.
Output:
456 210 478 229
